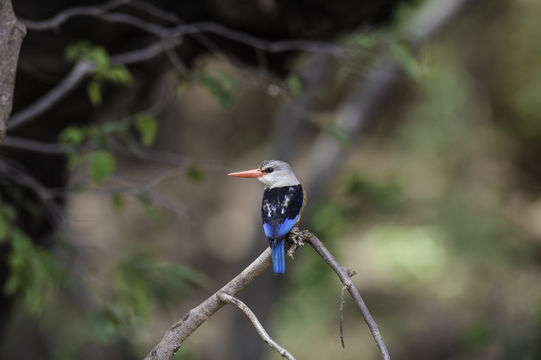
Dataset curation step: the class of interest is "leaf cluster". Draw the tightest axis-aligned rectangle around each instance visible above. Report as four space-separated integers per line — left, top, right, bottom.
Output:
65 41 133 106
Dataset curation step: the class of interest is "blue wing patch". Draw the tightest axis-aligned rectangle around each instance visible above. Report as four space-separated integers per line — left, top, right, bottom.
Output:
263 215 299 239
261 184 304 244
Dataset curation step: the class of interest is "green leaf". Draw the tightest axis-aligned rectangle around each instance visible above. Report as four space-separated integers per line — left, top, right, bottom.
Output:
135 114 158 146
87 80 103 107
4 229 65 314
100 121 122 136
136 193 158 220
110 193 125 212
91 47 110 70
352 34 376 48
88 150 116 186
65 41 110 69
287 74 303 97
103 65 133 85
391 40 420 79
58 126 85 146
198 68 236 108
185 166 205 183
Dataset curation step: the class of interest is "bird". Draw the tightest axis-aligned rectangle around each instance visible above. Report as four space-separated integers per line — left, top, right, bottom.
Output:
228 160 306 275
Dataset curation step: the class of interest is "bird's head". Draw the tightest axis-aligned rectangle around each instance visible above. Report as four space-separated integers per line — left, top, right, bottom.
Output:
228 160 300 188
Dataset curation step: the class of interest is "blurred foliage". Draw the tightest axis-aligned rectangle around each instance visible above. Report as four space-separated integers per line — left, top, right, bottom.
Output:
185 165 206 184
286 74 303 98
0 200 65 314
198 67 237 108
87 150 116 186
135 114 158 146
65 41 133 106
95 255 207 342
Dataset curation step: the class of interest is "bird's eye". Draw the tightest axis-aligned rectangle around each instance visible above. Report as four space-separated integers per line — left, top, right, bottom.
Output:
266 167 274 173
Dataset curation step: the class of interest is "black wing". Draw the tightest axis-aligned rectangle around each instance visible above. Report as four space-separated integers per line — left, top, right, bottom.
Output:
261 184 303 239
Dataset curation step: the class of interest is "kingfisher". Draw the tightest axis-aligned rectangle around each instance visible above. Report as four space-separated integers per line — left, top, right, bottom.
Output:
228 160 306 275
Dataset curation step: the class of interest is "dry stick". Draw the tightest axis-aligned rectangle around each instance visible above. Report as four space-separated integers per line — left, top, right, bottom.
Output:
339 285 347 348
217 293 296 360
306 233 390 360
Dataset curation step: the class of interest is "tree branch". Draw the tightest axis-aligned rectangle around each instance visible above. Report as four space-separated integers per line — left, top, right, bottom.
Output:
145 228 389 360
304 232 390 360
21 1 345 57
7 39 179 131
20 0 127 30
8 60 95 130
0 0 26 142
217 293 296 360
144 247 272 360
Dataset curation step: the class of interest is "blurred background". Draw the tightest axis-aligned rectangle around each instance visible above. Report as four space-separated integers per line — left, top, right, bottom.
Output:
1 0 541 359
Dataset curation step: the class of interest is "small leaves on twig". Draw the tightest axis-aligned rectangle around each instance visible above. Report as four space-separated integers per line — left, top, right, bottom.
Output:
65 41 133 106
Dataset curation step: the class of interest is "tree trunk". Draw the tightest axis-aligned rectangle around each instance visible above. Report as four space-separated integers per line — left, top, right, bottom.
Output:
0 0 26 142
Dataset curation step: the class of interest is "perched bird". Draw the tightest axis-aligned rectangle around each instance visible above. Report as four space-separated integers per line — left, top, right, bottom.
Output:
228 160 306 275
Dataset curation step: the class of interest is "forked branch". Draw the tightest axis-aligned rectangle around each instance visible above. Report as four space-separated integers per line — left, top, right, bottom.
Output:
144 228 389 360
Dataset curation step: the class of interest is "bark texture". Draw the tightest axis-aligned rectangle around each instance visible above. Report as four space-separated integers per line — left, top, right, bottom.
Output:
0 0 25 141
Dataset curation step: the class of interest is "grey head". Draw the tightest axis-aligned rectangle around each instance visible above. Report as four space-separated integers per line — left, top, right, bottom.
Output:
258 160 300 188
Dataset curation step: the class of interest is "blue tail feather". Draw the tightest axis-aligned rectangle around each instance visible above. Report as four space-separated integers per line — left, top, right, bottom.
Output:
271 240 285 275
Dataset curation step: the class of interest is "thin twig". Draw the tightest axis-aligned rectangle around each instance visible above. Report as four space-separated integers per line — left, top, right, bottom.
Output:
340 284 346 348
1 136 96 154
0 159 63 225
21 1 345 57
21 0 127 30
305 233 390 360
217 293 296 360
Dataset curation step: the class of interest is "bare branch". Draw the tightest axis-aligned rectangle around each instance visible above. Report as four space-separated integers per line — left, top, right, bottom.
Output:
20 0 127 31
171 22 345 56
304 232 390 360
8 39 179 131
0 159 63 225
0 0 26 141
145 248 273 360
109 39 181 65
21 1 345 57
8 60 95 130
1 135 85 154
145 228 390 360
217 293 296 360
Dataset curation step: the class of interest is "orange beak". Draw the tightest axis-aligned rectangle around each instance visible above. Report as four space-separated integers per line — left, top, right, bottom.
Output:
227 168 264 178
